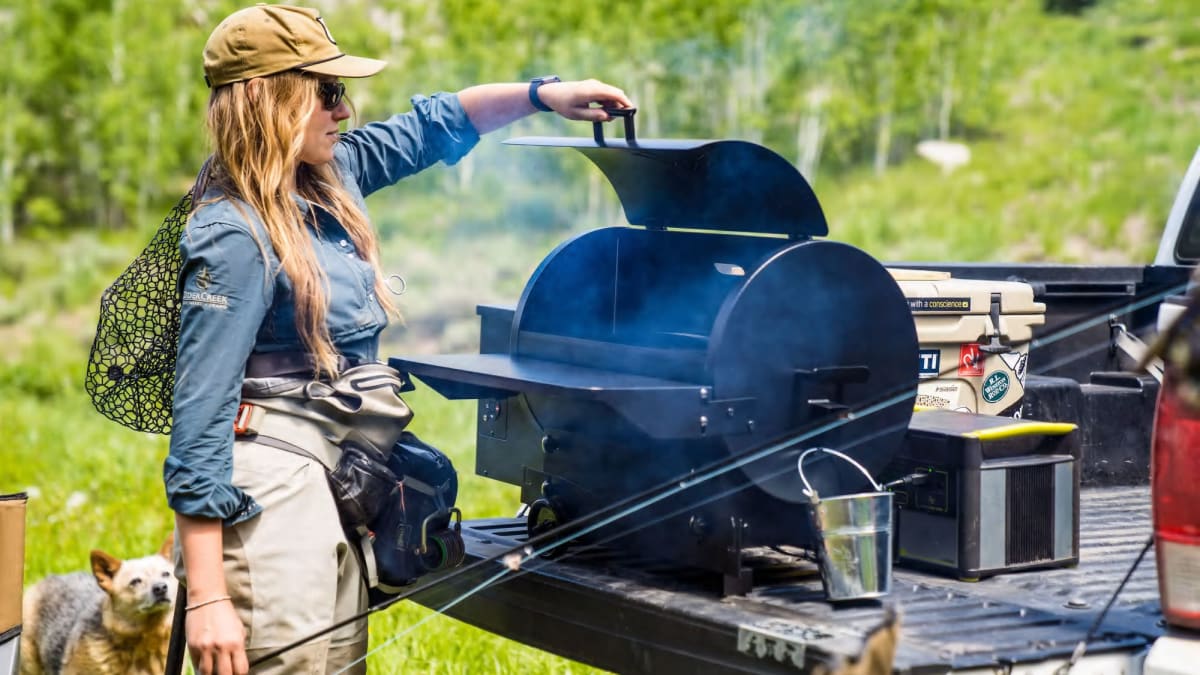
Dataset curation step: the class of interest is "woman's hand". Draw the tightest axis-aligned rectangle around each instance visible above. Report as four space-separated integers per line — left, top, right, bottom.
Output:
176 513 247 675
186 598 249 675
537 79 633 121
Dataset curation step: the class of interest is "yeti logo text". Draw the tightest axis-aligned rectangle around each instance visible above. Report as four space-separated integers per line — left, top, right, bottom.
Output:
918 349 941 378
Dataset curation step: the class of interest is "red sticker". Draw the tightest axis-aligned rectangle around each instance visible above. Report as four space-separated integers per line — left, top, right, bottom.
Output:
959 343 984 376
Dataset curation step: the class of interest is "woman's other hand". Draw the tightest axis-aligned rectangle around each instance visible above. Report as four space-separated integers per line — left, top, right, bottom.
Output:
186 597 249 675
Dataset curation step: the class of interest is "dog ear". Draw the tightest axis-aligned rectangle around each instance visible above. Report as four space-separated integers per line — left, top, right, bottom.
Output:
835 606 899 675
159 532 175 560
91 549 122 592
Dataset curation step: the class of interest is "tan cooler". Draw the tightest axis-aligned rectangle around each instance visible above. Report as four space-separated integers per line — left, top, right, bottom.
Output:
1 492 26 670
891 269 1046 417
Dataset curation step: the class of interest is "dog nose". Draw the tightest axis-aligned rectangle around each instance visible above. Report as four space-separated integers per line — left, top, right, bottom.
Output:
153 581 170 599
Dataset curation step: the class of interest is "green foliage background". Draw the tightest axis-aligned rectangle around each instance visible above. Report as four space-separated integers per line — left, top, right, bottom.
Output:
3 0 1200 672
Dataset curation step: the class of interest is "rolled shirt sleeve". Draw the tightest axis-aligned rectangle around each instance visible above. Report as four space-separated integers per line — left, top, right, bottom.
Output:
165 217 270 525
337 92 481 197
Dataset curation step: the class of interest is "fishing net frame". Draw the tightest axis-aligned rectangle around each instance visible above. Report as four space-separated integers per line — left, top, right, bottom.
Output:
85 160 210 434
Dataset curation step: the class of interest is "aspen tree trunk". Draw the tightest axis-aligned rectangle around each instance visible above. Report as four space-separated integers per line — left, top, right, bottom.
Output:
642 80 658 138
797 88 827 183
107 0 127 228
939 56 955 141
874 29 897 175
0 7 8 241
1 79 12 244
738 11 768 144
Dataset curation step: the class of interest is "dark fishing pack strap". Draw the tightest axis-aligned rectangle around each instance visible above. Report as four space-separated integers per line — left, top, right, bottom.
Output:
188 156 214 214
165 581 188 675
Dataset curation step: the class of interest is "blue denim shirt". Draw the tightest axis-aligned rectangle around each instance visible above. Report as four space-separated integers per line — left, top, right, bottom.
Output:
165 93 480 524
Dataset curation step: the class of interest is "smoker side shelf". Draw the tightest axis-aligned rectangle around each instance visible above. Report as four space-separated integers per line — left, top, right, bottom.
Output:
412 486 1160 674
390 354 707 401
391 353 751 439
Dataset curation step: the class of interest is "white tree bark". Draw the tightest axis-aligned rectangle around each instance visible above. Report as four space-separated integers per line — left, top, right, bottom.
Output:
939 52 955 140
874 29 897 175
797 87 828 183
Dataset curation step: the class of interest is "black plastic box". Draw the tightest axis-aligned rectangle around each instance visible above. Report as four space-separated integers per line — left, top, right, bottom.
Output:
883 409 1081 580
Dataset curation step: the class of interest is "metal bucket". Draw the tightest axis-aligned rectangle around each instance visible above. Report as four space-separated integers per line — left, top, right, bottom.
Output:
798 448 893 602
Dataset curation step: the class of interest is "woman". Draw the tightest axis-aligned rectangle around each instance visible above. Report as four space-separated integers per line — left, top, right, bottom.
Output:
165 5 632 674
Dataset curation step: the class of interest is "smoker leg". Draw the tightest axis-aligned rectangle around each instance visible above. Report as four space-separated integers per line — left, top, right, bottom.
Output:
723 517 753 596
723 566 753 596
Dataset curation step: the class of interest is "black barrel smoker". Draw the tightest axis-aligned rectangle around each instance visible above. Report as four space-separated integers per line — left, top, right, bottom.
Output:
390 113 919 593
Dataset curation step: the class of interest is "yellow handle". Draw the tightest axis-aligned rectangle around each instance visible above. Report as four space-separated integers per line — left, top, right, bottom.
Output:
963 421 1077 441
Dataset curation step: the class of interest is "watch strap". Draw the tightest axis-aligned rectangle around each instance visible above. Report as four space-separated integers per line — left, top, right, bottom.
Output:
529 75 560 113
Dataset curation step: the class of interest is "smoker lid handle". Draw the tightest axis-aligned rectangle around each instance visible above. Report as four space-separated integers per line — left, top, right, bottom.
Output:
592 107 638 146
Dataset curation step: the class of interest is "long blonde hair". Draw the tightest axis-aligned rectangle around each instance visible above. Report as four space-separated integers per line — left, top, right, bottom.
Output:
202 71 396 376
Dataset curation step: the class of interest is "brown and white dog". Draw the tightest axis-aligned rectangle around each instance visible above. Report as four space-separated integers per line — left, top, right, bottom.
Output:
20 536 176 675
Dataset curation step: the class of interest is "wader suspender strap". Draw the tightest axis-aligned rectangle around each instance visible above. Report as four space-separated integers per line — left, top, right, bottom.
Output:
238 425 384 590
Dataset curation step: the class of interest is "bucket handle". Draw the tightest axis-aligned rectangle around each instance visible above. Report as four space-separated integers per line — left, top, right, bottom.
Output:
797 447 884 500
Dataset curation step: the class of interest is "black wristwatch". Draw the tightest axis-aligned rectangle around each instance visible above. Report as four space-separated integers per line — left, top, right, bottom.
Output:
529 75 561 112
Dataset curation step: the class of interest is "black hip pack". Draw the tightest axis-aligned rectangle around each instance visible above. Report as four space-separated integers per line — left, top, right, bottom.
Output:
329 432 464 595
239 361 464 592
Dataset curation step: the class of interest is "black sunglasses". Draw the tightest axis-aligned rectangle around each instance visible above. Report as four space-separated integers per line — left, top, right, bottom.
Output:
317 81 346 110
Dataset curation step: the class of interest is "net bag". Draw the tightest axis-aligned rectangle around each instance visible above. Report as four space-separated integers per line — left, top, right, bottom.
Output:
84 161 210 434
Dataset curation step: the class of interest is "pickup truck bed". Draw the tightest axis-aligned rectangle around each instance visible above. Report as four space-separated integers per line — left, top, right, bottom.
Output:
414 486 1161 674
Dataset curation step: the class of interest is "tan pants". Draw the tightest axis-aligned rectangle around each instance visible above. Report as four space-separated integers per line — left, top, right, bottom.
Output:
178 438 368 674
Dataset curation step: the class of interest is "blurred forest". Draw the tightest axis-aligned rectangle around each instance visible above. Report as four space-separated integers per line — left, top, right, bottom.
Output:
2 0 1200 349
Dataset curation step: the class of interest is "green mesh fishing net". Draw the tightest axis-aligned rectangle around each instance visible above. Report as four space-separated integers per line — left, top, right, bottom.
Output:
84 189 195 434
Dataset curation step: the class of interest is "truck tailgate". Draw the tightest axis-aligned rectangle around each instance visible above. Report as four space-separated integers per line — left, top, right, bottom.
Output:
412 486 1162 673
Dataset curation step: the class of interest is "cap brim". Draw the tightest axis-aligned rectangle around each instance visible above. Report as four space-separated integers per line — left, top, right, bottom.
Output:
299 54 387 79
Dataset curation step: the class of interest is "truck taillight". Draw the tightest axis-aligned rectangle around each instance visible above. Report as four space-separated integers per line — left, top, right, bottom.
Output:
1153 375 1200 631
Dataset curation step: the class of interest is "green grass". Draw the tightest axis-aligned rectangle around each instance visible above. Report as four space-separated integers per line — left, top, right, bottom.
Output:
0 326 605 674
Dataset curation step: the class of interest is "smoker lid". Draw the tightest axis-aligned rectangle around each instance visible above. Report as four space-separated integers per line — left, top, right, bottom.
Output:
505 122 827 237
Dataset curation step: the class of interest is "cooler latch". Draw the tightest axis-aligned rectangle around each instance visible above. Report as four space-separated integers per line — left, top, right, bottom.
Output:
980 292 1013 355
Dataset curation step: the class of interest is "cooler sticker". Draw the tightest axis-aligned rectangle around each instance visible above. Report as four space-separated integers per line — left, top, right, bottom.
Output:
918 349 941 378
915 393 951 409
958 343 984 377
908 297 971 312
982 370 1011 403
1000 351 1029 384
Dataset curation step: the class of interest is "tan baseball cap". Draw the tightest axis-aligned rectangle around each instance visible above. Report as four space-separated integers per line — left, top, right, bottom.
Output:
203 4 386 87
